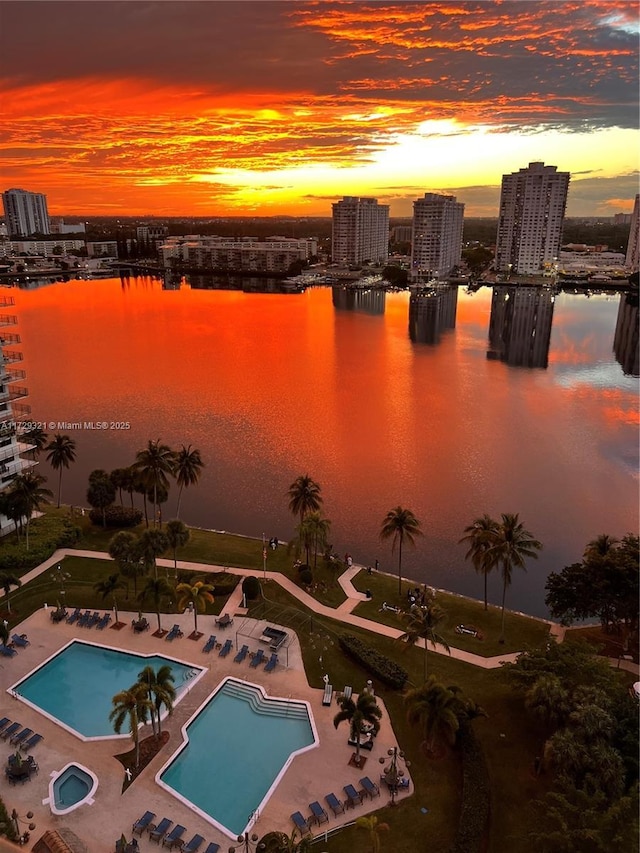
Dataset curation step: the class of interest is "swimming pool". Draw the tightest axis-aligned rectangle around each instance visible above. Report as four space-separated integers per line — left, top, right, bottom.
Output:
157 678 318 838
10 640 202 739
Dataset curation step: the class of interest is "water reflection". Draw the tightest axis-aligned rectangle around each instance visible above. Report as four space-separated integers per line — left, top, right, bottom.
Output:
487 286 554 368
613 291 639 377
408 285 458 344
332 286 385 315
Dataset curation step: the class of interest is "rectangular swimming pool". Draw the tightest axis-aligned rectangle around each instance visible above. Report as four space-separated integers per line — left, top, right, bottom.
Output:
11 640 201 739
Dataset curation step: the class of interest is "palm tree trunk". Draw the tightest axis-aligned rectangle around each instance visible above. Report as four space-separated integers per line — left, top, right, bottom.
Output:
424 644 428 682
142 493 148 527
397 536 403 597
57 468 62 508
499 569 508 644
176 485 184 519
484 569 488 611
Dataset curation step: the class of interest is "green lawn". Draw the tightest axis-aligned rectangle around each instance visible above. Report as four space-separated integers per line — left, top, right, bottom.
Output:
351 570 550 656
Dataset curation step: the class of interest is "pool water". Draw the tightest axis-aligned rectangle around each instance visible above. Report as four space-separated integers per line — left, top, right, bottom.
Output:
54 767 91 808
158 678 317 837
12 641 199 738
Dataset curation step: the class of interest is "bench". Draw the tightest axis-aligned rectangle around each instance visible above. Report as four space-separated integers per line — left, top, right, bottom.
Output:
322 683 333 706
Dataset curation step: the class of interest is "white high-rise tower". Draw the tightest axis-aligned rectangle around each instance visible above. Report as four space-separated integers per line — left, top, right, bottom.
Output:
331 197 389 265
2 188 51 237
495 162 569 275
411 193 464 280
625 194 639 272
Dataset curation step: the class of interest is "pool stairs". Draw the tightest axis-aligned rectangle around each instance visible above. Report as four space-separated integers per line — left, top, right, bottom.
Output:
221 680 309 721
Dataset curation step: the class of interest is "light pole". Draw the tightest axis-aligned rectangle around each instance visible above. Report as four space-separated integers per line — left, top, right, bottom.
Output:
11 809 35 846
262 533 267 582
379 746 410 806
51 563 70 607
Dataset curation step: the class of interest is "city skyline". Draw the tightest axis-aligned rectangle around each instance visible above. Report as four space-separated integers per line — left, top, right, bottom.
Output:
1 1 638 217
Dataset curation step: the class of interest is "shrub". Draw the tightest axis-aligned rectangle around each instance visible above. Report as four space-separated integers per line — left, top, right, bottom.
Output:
299 568 313 586
242 576 261 601
0 517 80 573
209 572 239 596
449 724 491 853
297 562 310 573
338 634 408 690
88 506 142 528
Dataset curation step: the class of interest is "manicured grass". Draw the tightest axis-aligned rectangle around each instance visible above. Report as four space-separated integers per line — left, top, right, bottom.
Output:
351 570 551 656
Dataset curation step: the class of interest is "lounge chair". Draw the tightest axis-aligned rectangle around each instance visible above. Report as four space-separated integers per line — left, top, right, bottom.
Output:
10 727 33 746
11 634 29 647
202 635 216 653
0 644 17 657
202 844 220 853
23 732 43 751
166 624 183 641
360 776 380 799
78 610 91 627
264 653 278 672
132 811 156 835
343 784 362 808
0 717 10 734
214 613 233 628
249 648 265 668
97 613 111 629
87 611 100 627
178 834 204 853
1 722 21 741
342 685 353 701
325 792 344 816
290 812 311 836
309 801 329 825
322 683 333 706
149 818 173 843
161 824 186 849
66 607 81 624
218 638 232 657
233 644 249 663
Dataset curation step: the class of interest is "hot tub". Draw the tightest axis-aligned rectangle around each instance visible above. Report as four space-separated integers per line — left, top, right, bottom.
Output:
47 763 98 815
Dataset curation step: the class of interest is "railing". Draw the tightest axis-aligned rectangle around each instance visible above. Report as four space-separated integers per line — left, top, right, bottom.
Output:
8 386 28 400
5 368 26 382
11 403 31 417
0 334 21 346
0 350 24 363
0 315 18 327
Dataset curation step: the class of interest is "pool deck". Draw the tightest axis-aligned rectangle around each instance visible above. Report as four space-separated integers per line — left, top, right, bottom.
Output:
0 606 408 852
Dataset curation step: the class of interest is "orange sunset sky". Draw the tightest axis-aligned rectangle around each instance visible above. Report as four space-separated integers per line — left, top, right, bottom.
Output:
0 0 638 217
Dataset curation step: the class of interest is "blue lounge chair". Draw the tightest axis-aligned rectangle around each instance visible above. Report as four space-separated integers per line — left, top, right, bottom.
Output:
0 644 17 657
218 638 232 657
249 648 265 668
264 653 278 672
78 610 91 627
179 834 204 852
290 812 311 836
343 784 362 808
325 792 344 816
11 634 29 648
0 718 11 734
87 611 100 627
203 844 220 853
23 732 43 751
66 607 81 624
97 613 111 629
1 722 21 741
233 644 249 663
132 811 156 835
202 634 216 653
360 776 380 799
166 624 183 641
161 824 185 849
309 801 328 825
10 727 33 746
149 817 173 843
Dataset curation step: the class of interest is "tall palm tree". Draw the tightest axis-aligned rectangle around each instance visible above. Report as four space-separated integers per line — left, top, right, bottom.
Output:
404 676 461 757
23 426 48 460
459 514 499 610
110 467 132 506
137 576 173 633
399 600 451 682
7 471 52 549
174 445 204 518
137 664 176 738
0 571 21 614
108 531 144 597
45 433 77 508
487 513 542 644
584 534 618 560
302 511 331 570
134 439 176 527
355 815 389 853
109 684 153 768
380 506 423 597
165 519 190 579
93 573 125 624
137 528 169 580
334 692 382 765
176 580 214 634
287 474 322 524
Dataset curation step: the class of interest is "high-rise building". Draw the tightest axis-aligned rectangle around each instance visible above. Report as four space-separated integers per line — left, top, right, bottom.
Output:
625 194 639 272
331 197 389 265
1 188 51 237
487 286 555 368
411 193 464 280
495 162 569 275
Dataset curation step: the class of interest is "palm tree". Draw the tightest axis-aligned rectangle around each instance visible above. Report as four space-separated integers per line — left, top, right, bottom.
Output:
459 514 499 610
137 528 169 580
524 674 571 731
399 599 451 682
174 445 204 518
0 571 21 614
137 576 173 633
302 511 331 570
487 513 542 644
108 531 144 597
584 534 619 560
7 471 53 549
404 676 461 757
380 506 423 597
287 474 322 524
355 815 389 853
110 467 133 506
176 580 214 634
165 519 190 579
23 426 48 460
93 573 125 624
334 692 382 766
45 433 77 507
109 684 153 768
137 664 176 738
134 439 176 527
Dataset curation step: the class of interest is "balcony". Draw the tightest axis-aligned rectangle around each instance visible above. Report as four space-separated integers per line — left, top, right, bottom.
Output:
0 315 18 327
0 350 23 364
8 386 28 401
0 458 25 478
11 403 31 418
5 368 27 383
0 333 21 346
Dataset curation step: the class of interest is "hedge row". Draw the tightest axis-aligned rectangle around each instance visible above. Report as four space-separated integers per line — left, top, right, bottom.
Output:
449 724 491 853
0 517 81 572
338 634 408 690
88 506 143 528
